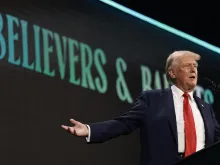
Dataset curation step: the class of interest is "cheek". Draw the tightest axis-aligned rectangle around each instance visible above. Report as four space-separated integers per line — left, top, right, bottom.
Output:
178 70 188 78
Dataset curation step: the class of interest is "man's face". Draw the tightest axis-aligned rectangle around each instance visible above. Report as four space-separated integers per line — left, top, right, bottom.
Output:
172 55 198 92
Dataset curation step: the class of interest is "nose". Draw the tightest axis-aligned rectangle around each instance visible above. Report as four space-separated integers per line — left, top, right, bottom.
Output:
190 65 197 73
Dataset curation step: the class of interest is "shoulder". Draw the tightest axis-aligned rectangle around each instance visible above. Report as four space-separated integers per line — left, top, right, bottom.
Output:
140 88 165 98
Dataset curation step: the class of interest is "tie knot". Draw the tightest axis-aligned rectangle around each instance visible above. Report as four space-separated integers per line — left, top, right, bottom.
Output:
183 92 190 98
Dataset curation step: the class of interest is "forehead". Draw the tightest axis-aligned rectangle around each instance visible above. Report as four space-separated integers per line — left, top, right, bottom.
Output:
177 55 197 64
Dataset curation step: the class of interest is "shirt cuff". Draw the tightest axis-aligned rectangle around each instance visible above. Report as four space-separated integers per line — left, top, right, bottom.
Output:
86 125 91 142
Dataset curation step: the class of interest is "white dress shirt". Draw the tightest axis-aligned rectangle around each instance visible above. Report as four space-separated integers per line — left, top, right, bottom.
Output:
171 85 205 152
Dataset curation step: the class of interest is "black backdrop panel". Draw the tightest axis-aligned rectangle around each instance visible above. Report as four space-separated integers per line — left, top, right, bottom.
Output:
0 1 220 165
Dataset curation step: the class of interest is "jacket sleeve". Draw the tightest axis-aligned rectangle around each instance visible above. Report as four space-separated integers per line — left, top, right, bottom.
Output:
87 91 149 143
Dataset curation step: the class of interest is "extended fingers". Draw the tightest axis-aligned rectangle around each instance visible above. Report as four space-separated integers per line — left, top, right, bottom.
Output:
61 125 75 134
61 125 69 130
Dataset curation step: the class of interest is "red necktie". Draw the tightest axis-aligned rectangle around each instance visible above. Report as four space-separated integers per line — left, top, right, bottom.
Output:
183 92 197 157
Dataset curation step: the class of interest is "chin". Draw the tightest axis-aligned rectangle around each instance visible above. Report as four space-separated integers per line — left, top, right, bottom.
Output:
190 79 197 85
187 82 197 90
188 83 196 90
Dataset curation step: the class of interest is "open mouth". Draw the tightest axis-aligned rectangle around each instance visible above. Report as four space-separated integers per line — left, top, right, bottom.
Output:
189 76 196 79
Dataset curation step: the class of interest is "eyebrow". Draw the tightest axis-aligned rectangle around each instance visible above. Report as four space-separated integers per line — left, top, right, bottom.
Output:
182 62 198 66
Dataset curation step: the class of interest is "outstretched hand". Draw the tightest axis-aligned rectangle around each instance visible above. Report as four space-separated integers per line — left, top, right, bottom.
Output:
61 119 89 137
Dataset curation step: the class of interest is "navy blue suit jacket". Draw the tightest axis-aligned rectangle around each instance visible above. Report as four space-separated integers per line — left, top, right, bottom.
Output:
88 87 220 165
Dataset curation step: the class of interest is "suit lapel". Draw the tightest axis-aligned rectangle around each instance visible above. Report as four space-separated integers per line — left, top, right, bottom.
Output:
162 87 178 146
194 96 213 146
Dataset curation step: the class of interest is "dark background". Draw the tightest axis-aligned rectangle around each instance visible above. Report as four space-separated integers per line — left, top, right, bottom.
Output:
0 1 220 165
112 0 220 47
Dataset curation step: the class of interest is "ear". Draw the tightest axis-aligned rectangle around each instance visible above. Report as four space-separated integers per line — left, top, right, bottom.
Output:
168 69 176 79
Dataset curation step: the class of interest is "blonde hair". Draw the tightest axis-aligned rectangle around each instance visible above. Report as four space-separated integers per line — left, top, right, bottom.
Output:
165 50 201 83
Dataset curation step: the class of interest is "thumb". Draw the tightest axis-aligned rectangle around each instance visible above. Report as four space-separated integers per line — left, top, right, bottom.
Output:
70 119 78 125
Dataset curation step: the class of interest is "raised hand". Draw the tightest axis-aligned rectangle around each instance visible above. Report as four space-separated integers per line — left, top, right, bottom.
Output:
61 119 89 137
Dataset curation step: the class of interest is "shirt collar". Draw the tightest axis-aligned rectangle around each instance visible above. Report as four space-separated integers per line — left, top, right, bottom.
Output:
171 85 194 100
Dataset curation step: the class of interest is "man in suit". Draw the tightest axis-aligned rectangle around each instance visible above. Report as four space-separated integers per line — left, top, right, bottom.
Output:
61 50 220 165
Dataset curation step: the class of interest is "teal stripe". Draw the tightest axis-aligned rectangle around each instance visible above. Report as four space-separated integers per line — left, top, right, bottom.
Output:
99 0 220 54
